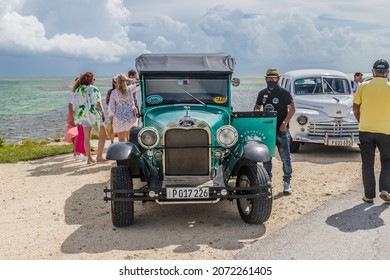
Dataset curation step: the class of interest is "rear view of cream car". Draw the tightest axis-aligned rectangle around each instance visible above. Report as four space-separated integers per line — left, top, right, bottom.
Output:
280 69 359 153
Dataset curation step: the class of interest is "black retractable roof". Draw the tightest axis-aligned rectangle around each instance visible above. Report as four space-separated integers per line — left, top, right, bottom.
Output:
135 53 235 75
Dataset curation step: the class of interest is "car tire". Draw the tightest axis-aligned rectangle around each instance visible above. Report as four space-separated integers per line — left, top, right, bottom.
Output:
290 140 300 153
110 166 134 227
236 164 272 224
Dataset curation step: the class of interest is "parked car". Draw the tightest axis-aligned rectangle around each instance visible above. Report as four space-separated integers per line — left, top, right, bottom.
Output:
104 53 277 227
361 76 373 83
361 75 389 83
280 69 359 153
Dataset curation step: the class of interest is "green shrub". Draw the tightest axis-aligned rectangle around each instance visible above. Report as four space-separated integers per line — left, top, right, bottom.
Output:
0 139 73 163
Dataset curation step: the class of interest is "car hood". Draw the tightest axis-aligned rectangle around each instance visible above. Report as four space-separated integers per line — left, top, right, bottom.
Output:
144 105 229 133
294 95 353 118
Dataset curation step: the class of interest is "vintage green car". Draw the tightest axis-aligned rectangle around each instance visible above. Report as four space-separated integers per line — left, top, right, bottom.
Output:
104 53 277 227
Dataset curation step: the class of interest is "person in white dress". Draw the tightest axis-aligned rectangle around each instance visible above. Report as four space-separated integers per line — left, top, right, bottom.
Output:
108 74 138 142
127 69 141 126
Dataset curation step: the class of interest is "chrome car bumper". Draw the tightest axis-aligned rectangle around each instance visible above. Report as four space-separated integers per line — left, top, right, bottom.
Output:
293 133 360 146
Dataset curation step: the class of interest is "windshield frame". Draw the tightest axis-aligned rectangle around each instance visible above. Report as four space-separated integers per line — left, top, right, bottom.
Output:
142 75 231 107
293 76 352 96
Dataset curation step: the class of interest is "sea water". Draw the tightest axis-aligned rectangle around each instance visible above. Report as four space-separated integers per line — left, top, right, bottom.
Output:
0 75 265 143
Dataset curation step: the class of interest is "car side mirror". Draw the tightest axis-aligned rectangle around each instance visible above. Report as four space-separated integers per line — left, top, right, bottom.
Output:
231 77 240 87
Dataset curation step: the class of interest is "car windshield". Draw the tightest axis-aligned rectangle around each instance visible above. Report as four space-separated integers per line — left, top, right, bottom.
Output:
294 77 351 95
144 78 229 107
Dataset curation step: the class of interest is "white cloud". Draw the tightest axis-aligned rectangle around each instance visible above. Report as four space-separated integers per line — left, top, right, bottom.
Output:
0 0 147 63
199 6 240 36
152 36 176 50
137 14 196 52
0 0 26 14
1 0 390 75
0 11 48 53
198 6 387 72
106 0 131 25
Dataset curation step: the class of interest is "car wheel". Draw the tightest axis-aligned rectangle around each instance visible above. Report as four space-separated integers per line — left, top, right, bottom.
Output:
290 140 300 153
236 164 272 224
110 166 134 227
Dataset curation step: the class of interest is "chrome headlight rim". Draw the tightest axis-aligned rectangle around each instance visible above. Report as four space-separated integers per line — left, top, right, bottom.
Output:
216 125 238 148
138 127 160 149
297 115 308 125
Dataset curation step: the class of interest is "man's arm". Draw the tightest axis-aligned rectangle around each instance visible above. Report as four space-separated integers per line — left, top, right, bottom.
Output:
68 103 75 126
279 102 295 132
284 102 295 123
253 104 262 111
353 103 360 122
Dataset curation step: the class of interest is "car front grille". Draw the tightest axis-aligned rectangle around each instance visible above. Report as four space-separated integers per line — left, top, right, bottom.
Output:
164 128 210 176
308 121 359 137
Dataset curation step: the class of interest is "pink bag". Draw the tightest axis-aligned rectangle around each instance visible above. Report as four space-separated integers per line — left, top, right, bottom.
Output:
64 125 78 143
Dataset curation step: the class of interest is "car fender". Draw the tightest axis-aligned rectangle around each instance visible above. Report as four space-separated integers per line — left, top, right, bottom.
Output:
227 140 270 177
289 108 320 139
106 142 140 161
241 140 271 162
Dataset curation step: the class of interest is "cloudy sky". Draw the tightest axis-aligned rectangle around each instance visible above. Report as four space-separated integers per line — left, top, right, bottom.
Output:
1 0 389 76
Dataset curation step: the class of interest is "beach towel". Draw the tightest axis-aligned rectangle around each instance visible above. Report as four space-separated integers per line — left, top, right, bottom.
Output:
75 125 86 154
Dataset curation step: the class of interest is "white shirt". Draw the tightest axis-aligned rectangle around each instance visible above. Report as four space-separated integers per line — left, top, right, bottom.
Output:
352 81 360 93
68 91 75 104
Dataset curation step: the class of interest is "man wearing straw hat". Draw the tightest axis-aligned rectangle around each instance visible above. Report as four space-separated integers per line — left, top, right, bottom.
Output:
254 68 295 195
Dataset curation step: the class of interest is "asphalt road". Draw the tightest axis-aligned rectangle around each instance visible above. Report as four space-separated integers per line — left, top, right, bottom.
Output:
235 183 390 260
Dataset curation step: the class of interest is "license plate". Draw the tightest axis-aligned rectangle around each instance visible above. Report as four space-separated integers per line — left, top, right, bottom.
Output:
166 187 209 199
327 139 353 146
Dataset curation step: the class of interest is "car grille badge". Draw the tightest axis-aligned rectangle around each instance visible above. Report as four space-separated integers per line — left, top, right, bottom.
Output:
179 118 195 127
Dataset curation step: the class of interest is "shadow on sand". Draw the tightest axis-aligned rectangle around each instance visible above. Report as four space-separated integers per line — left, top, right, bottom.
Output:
60 180 268 257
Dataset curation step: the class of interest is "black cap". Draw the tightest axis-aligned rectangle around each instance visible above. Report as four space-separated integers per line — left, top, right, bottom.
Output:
373 59 389 73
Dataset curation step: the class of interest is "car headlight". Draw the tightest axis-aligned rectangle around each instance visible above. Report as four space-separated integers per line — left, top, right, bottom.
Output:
231 77 240 87
297 115 308 125
216 125 238 148
138 127 160 149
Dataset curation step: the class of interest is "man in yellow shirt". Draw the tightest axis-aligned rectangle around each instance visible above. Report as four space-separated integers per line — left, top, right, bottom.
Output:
353 59 390 203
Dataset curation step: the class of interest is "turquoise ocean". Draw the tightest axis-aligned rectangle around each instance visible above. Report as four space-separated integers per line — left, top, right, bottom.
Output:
0 75 265 143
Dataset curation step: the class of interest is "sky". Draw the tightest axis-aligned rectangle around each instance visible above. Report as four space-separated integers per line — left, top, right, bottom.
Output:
1 0 390 76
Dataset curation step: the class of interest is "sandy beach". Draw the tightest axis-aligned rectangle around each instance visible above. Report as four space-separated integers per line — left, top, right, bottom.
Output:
0 140 377 260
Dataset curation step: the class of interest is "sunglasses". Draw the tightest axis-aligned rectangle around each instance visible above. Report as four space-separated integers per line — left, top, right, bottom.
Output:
265 77 278 82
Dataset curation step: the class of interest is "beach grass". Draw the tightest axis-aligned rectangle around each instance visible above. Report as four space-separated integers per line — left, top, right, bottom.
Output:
48 125 112 141
0 139 73 163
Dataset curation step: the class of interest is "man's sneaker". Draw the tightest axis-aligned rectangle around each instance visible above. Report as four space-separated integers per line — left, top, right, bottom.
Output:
362 196 374 203
283 181 292 195
379 191 390 203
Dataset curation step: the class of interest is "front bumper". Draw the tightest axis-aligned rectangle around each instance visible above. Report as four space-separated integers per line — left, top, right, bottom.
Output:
104 183 272 204
292 133 360 146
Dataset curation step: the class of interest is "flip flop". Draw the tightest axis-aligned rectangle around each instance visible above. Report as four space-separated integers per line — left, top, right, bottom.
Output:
87 158 96 164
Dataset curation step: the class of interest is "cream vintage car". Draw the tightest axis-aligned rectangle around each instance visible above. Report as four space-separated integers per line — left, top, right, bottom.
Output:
280 69 359 153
